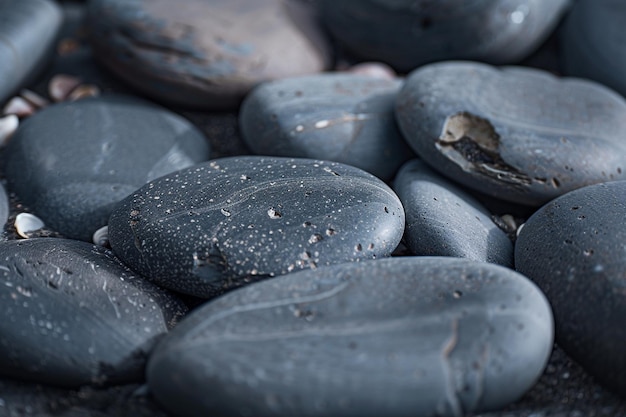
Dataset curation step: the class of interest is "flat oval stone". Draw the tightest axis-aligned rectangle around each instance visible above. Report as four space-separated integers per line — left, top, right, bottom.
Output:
147 257 554 417
395 61 626 206
319 0 569 72
0 238 186 388
108 156 405 298
86 0 331 109
394 159 513 266
240 73 414 180
3 95 210 242
560 0 626 98
515 181 626 397
0 0 62 103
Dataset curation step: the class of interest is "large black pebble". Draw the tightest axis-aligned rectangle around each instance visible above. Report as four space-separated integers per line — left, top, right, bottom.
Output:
3 95 210 242
0 238 186 388
147 257 553 417
394 159 513 266
395 61 626 206
108 156 405 298
240 73 413 180
0 0 62 103
516 180 626 397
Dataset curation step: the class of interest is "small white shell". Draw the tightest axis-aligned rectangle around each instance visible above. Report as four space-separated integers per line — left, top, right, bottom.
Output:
92 225 109 247
0 114 19 147
49 74 82 102
2 97 35 118
15 213 45 239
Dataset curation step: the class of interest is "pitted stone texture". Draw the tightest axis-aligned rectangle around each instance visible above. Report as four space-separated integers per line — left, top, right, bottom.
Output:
3 95 210 242
0 238 186 388
240 73 413 180
86 0 331 109
108 156 405 298
148 257 553 417
516 181 626 397
395 61 626 206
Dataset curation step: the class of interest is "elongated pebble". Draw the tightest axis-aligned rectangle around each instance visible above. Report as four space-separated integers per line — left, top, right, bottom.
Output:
147 257 553 417
108 156 405 298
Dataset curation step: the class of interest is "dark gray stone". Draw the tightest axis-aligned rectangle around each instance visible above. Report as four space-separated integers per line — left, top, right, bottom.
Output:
240 73 414 180
147 256 554 417
86 0 331 110
108 156 405 298
515 180 626 397
319 0 570 72
0 0 62 104
394 159 513 266
0 238 186 388
560 0 626 98
395 61 626 206
0 182 8 231
3 95 210 242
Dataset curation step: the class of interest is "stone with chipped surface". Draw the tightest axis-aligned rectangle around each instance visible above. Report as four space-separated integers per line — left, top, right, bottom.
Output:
147 256 554 417
393 159 513 266
0 238 186 388
86 0 331 110
240 73 414 180
395 61 626 206
3 95 210 241
516 180 626 397
108 156 405 298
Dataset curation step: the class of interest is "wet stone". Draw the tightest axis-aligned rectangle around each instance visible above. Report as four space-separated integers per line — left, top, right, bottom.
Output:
560 0 626 98
108 156 405 298
240 73 414 181
0 181 8 231
86 0 331 110
515 180 626 397
393 159 513 266
147 256 554 417
0 0 63 104
319 0 569 72
3 95 210 242
0 238 187 388
395 61 626 206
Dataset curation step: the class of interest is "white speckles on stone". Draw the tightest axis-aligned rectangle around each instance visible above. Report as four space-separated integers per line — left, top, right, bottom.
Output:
267 208 282 219
315 120 330 129
220 208 231 217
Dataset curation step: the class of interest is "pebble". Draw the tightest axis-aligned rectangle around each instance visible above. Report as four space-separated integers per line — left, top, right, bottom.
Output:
395 61 626 206
319 0 570 72
560 0 626 98
3 95 210 242
0 0 63 104
0 238 187 388
86 0 331 110
239 73 414 180
108 156 405 298
147 256 554 417
0 182 8 229
393 159 513 266
515 180 626 397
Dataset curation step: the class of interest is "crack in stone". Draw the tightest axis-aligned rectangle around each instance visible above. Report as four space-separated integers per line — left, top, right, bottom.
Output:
440 318 463 417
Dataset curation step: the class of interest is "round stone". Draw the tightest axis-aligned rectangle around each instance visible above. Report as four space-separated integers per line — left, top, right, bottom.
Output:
319 0 569 72
0 0 62 103
3 95 210 242
240 73 414 180
515 180 626 397
560 0 626 98
86 0 331 109
394 159 513 266
147 256 554 417
108 156 405 298
0 238 186 388
395 61 626 206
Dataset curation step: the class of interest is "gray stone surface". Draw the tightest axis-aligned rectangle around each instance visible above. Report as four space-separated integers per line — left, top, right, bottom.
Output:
108 156 405 298
0 238 186 388
148 257 553 417
395 61 626 206
516 180 626 397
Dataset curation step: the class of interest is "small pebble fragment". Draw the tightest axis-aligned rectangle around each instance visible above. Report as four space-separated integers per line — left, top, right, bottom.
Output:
108 156 405 298
2 97 36 118
48 74 83 102
0 238 187 388
92 225 109 247
14 213 45 239
516 180 626 397
148 257 554 417
0 114 19 146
